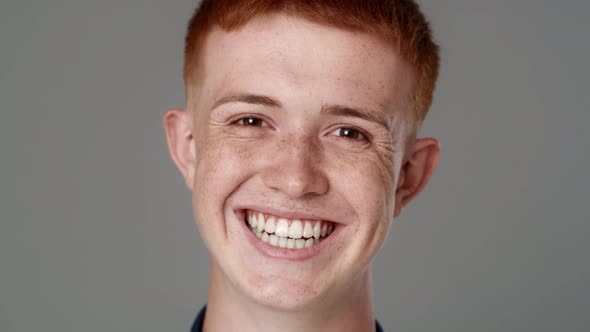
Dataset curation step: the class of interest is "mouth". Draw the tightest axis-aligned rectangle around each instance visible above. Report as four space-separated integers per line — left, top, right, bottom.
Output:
243 209 335 250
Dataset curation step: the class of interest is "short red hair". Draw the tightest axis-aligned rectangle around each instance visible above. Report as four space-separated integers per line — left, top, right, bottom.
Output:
184 0 440 127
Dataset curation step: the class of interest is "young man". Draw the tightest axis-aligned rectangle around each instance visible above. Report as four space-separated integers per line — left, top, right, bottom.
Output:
163 1 440 331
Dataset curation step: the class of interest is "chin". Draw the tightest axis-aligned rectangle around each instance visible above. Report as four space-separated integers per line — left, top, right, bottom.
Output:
239 275 325 311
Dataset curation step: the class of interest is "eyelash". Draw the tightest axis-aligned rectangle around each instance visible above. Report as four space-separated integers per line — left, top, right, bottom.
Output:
231 116 370 142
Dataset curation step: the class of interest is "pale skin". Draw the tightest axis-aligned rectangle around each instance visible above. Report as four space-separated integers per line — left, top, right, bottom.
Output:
164 14 440 332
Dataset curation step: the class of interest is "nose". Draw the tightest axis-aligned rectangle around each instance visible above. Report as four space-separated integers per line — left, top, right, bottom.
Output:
260 135 329 199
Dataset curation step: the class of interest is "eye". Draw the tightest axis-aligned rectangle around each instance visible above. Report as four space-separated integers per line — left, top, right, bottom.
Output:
331 127 368 141
233 117 269 127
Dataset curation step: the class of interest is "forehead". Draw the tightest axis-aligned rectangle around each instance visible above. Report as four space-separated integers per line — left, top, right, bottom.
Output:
196 14 414 119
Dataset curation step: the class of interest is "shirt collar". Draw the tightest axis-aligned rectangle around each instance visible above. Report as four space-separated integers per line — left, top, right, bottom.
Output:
191 305 384 332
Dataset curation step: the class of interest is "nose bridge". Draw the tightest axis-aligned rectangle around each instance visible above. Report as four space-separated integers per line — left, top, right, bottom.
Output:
278 131 318 164
262 130 328 198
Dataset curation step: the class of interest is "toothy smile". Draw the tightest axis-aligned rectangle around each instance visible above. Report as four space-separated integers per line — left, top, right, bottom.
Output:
245 210 335 249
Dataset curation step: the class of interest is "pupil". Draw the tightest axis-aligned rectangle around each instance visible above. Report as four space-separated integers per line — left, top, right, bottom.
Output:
245 118 258 126
341 128 358 139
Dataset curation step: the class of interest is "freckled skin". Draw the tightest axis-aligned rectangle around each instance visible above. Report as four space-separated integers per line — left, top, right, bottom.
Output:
175 13 425 329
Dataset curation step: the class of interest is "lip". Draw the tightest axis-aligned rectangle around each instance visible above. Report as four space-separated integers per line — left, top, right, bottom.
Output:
234 209 342 262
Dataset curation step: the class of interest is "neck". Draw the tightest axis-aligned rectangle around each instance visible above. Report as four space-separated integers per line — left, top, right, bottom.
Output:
203 262 376 332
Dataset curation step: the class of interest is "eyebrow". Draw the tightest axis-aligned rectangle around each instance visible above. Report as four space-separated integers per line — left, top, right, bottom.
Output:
211 92 389 130
321 104 390 130
211 93 282 110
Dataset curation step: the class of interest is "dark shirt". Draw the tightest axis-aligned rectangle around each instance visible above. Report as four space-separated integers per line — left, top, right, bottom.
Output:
192 306 384 332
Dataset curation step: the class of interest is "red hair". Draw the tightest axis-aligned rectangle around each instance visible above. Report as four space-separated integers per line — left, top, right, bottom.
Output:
184 0 440 127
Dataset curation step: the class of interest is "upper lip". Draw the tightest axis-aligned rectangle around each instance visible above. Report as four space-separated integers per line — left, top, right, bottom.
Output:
236 205 344 224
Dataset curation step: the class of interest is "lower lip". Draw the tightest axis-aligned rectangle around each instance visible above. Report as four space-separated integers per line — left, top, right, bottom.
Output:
237 211 339 262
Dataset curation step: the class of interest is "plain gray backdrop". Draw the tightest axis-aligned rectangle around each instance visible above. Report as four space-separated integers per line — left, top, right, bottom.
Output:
1 1 589 331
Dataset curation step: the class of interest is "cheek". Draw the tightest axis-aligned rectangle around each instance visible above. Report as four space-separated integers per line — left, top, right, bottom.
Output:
195 134 251 193
192 131 256 215
327 146 399 223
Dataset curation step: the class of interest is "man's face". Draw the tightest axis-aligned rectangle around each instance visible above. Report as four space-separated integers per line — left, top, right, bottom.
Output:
178 14 419 309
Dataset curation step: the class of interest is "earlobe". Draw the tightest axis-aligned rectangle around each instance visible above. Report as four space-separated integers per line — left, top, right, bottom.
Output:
394 138 440 217
163 109 196 190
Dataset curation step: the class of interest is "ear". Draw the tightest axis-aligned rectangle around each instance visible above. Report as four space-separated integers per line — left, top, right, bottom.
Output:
394 138 440 217
163 109 196 191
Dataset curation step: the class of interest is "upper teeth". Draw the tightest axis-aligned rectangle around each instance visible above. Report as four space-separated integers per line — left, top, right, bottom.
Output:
246 210 334 249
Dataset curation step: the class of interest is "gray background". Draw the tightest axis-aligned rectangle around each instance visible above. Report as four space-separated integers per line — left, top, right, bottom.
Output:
1 0 588 331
